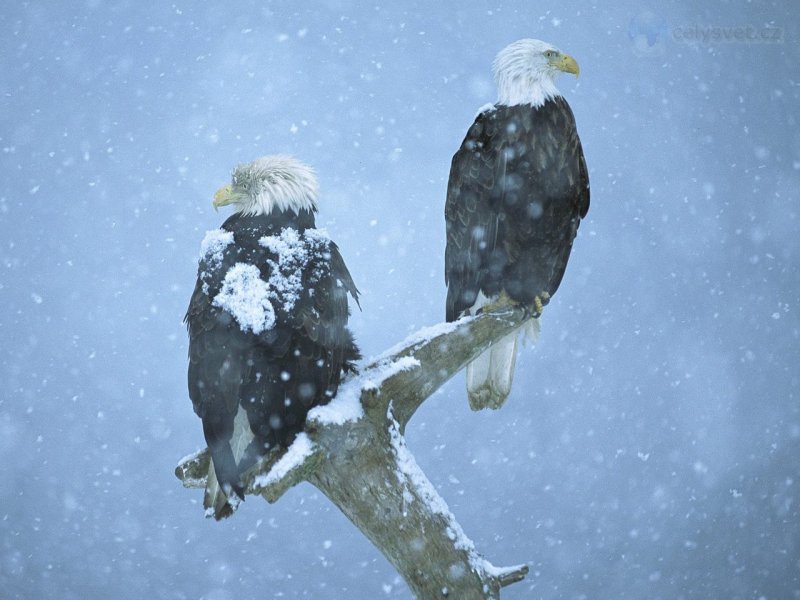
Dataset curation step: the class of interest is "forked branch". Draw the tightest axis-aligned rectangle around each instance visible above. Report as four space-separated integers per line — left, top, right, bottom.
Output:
177 306 532 599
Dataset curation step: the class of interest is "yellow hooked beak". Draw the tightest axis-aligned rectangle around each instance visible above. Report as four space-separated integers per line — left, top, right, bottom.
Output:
553 53 580 77
212 184 233 212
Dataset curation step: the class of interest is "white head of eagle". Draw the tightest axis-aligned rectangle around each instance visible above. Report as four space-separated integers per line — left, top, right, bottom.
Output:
493 39 580 108
212 154 319 216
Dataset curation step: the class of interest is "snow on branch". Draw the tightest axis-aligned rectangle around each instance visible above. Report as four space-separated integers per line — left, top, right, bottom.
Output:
176 305 532 599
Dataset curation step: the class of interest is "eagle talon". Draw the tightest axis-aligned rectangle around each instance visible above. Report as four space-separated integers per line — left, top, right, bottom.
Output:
524 292 550 318
476 291 516 315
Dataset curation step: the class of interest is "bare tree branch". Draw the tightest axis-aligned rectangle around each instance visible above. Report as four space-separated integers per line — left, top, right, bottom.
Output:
177 306 532 598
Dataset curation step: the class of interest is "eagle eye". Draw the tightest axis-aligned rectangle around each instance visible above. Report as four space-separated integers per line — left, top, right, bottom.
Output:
544 50 557 59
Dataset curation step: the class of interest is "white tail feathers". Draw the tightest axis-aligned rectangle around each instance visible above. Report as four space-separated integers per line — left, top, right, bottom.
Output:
520 317 541 346
466 319 539 410
467 332 517 410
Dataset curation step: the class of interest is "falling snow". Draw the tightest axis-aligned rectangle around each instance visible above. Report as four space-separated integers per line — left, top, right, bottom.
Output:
2 2 798 599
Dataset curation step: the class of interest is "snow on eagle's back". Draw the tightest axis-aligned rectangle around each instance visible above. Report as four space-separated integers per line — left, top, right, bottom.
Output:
200 228 234 264
205 227 332 334
259 227 331 314
213 263 276 334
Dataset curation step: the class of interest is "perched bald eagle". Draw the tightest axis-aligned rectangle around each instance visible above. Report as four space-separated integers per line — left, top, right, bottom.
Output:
186 155 360 519
445 39 590 410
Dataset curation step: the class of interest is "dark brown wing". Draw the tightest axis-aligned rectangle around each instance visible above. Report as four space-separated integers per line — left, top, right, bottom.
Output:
540 98 590 296
444 107 507 321
299 240 361 380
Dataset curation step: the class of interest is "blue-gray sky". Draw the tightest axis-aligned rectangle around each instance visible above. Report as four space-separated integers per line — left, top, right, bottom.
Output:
1 1 798 598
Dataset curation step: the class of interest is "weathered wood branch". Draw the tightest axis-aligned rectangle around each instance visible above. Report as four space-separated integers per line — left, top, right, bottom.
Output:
177 306 532 598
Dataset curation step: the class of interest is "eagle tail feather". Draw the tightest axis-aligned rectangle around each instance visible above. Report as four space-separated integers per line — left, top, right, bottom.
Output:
203 406 254 521
466 331 518 410
204 461 240 520
519 317 541 347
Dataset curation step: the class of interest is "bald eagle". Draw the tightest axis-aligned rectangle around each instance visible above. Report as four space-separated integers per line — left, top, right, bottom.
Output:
186 155 360 519
445 39 590 410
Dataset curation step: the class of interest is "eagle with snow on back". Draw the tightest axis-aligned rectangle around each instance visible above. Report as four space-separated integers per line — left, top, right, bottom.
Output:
445 39 590 410
185 155 360 520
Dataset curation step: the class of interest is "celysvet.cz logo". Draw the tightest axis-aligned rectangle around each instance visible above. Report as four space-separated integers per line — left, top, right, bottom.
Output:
672 24 783 44
629 12 784 55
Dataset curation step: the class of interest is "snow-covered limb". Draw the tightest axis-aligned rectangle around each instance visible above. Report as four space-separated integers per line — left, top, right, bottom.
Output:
175 441 321 505
250 432 321 503
174 447 210 488
368 304 531 430
175 305 533 599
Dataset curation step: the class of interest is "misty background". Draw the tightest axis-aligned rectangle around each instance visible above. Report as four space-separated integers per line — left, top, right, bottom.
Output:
1 1 798 598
